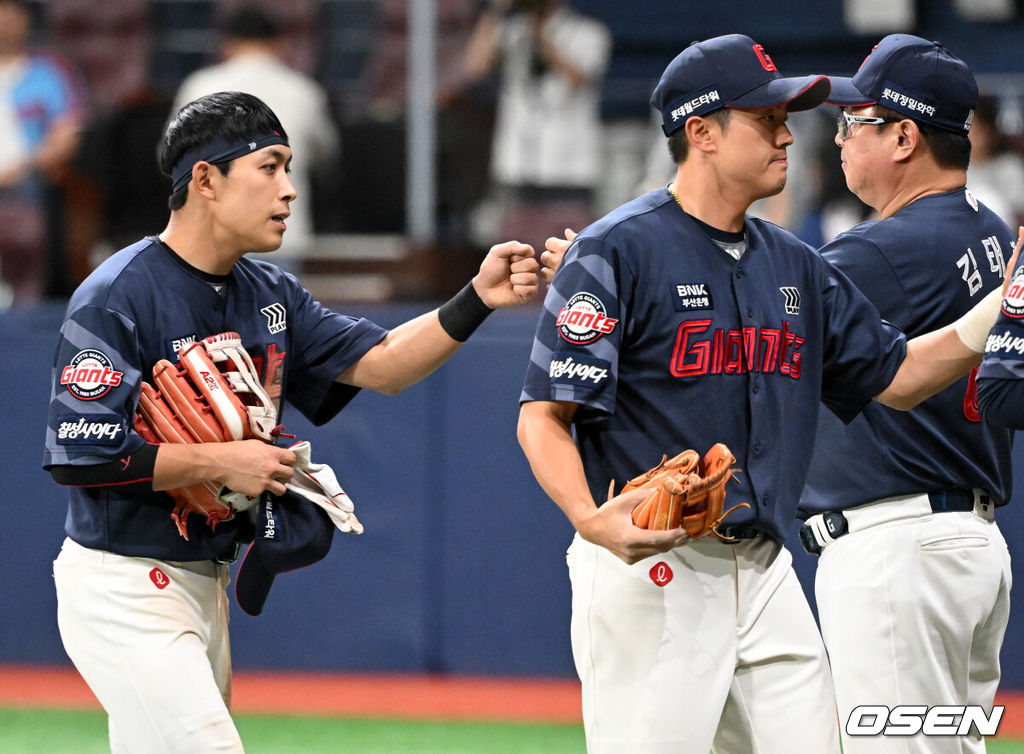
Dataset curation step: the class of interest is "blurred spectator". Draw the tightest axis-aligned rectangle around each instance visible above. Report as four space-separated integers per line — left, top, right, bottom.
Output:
967 93 1024 227
0 0 85 307
171 5 339 272
461 0 611 252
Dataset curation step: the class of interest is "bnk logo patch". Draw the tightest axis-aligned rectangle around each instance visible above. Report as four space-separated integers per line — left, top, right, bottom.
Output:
556 292 618 345
672 282 713 311
166 334 197 361
60 349 124 401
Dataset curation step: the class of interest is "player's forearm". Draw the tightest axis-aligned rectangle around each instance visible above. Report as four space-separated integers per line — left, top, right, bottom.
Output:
152 442 234 490
153 440 294 497
875 325 981 410
339 280 501 393
517 402 597 529
338 311 461 394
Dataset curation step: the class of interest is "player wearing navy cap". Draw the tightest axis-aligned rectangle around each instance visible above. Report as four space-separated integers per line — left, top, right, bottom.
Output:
798 36 1015 753
518 34 1005 753
45 91 542 753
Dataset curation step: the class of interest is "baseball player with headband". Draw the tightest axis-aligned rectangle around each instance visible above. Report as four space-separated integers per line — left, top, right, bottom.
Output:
517 34 1012 753
44 91 541 753
798 36 1017 753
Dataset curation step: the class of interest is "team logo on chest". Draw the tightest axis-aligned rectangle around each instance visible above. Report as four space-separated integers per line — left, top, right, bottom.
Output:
261 303 287 334
556 292 618 344
60 349 124 400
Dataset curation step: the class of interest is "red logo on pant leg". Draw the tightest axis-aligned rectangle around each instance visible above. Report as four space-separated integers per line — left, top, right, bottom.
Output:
649 562 673 586
149 568 170 589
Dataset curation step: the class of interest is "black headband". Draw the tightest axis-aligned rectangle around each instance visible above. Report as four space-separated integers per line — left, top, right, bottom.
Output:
170 131 289 193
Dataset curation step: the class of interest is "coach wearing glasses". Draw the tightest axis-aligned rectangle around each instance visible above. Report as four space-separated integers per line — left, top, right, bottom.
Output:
798 34 1015 754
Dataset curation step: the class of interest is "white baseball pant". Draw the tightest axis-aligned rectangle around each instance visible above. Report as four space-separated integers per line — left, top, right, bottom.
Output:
54 537 243 754
567 533 841 754
813 494 1011 754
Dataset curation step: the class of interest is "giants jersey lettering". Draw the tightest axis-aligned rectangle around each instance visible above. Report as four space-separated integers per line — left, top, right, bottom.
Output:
670 320 803 378
520 189 905 543
43 237 388 561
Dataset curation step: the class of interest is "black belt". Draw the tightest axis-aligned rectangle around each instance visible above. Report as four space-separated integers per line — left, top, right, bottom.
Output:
212 542 242 564
929 488 988 512
799 489 987 556
716 524 762 542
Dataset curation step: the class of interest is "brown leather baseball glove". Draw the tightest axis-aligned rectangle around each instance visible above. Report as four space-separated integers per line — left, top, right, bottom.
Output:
133 332 281 539
133 332 364 541
624 443 750 539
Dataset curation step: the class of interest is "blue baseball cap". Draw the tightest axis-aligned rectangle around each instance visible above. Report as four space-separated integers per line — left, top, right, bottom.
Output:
235 491 335 616
827 34 978 134
651 34 830 136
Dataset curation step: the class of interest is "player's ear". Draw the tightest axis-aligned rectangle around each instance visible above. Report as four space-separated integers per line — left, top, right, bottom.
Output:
191 161 218 199
893 119 918 161
685 115 717 154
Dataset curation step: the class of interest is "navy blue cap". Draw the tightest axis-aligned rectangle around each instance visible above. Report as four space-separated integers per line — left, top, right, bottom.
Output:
651 34 830 136
235 491 335 616
827 34 977 134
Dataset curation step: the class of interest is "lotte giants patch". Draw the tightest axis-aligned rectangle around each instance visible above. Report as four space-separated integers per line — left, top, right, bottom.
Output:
1002 276 1024 319
60 349 124 400
556 292 618 345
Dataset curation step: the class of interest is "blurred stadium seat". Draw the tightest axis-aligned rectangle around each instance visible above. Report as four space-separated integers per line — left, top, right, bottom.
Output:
47 0 150 110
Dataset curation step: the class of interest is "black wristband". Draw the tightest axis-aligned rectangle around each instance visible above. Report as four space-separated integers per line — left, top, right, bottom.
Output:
438 282 494 342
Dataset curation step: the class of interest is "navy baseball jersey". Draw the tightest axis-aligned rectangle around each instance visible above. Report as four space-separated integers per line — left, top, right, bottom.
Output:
801 189 1015 514
520 188 906 543
43 237 387 560
978 247 1024 427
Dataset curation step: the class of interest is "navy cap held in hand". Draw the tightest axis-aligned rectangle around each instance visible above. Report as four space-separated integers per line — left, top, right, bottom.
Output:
235 491 335 617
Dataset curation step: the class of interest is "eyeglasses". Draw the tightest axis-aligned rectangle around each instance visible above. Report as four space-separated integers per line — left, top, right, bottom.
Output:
836 111 903 140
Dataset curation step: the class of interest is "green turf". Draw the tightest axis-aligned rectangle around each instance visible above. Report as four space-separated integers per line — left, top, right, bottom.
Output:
0 707 586 754
4 707 1024 753
990 743 1024 754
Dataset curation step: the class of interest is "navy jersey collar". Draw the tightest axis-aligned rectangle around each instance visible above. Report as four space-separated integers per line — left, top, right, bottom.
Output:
155 238 231 289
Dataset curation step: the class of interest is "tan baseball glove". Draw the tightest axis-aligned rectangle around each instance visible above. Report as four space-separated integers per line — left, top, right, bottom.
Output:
623 443 750 539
